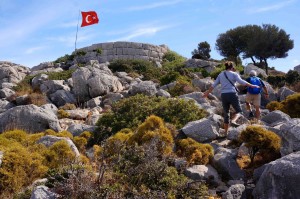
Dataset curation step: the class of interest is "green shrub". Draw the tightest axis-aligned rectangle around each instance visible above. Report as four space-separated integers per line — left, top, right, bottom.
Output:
47 69 75 80
266 101 284 112
129 115 174 155
239 125 281 166
93 94 206 143
54 54 74 63
267 75 286 88
0 143 48 195
266 93 300 118
162 51 186 72
104 128 134 156
167 79 198 96
60 103 76 110
106 141 208 198
43 140 77 168
93 48 102 55
210 64 225 79
159 71 181 85
0 130 49 196
176 138 214 165
56 130 73 139
162 51 186 63
108 59 162 82
285 70 300 85
57 109 70 119
75 50 87 56
281 93 300 118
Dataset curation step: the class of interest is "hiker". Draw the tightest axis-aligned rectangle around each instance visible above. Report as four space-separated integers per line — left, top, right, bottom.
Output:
245 70 269 119
203 61 260 134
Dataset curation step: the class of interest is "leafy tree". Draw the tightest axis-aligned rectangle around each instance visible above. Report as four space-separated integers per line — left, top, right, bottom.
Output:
215 24 294 74
285 70 300 85
215 27 246 65
191 41 211 60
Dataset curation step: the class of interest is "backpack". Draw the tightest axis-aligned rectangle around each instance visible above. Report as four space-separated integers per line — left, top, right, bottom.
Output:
247 76 262 94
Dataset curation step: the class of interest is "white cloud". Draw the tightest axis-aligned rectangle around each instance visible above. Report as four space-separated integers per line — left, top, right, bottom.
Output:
293 59 300 66
109 24 175 41
58 21 79 28
25 46 46 54
126 0 183 11
248 0 295 13
47 34 91 47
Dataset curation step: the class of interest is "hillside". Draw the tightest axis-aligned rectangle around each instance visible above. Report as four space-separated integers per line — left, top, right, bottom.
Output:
0 41 300 199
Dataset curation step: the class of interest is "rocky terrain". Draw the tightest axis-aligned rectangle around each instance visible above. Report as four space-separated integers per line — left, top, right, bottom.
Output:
0 41 300 199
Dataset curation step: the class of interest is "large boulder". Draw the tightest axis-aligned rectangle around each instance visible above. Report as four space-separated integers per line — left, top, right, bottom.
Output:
184 59 219 73
49 90 76 107
252 151 300 199
212 147 245 180
0 104 61 133
277 121 300 156
277 86 295 101
261 110 291 127
30 185 58 199
244 64 267 78
0 99 15 113
72 66 123 102
0 61 29 85
185 164 221 184
128 81 157 96
181 118 220 142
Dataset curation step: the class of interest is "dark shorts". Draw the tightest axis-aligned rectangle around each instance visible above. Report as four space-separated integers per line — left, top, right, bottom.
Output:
221 92 242 124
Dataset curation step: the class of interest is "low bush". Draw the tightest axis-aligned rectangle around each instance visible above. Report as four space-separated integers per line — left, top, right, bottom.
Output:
57 109 70 119
175 138 214 165
108 59 162 82
167 79 198 96
60 103 76 110
281 93 300 118
93 94 206 144
239 125 281 167
47 69 75 81
104 128 134 156
266 101 284 112
129 115 174 155
266 93 300 118
54 54 74 63
267 75 286 88
27 92 48 106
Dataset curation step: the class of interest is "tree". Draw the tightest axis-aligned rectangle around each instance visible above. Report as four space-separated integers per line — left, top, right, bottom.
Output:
215 27 246 65
191 41 211 60
215 24 294 74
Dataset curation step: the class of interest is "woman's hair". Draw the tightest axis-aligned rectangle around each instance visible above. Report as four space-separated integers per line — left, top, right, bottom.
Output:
225 61 235 70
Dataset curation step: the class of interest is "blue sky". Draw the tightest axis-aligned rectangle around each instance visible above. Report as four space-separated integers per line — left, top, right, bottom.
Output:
0 0 299 72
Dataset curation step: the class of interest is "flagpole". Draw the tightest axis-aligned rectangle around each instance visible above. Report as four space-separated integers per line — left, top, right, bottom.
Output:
74 10 80 65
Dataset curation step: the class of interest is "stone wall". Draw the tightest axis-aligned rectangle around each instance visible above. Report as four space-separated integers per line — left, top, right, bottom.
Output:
75 41 169 64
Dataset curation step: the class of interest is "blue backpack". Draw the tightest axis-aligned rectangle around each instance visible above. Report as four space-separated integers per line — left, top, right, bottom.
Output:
247 77 262 94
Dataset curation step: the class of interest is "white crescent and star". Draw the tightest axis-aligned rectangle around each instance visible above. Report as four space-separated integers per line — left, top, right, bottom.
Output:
85 15 92 23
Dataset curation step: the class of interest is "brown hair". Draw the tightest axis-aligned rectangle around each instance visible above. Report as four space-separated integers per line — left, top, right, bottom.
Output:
225 61 235 70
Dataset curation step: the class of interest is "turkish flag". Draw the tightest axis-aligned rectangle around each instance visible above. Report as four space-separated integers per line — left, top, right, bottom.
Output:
81 11 99 27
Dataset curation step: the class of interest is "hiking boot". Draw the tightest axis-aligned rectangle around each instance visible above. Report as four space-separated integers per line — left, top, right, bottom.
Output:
249 111 254 118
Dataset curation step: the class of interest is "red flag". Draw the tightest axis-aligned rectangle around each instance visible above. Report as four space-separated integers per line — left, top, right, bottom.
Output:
81 11 99 27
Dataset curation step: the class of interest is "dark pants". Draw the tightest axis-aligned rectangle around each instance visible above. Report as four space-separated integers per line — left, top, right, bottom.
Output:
221 92 242 124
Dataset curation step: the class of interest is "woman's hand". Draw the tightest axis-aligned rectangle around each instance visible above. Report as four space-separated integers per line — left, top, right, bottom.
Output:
249 84 260 88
